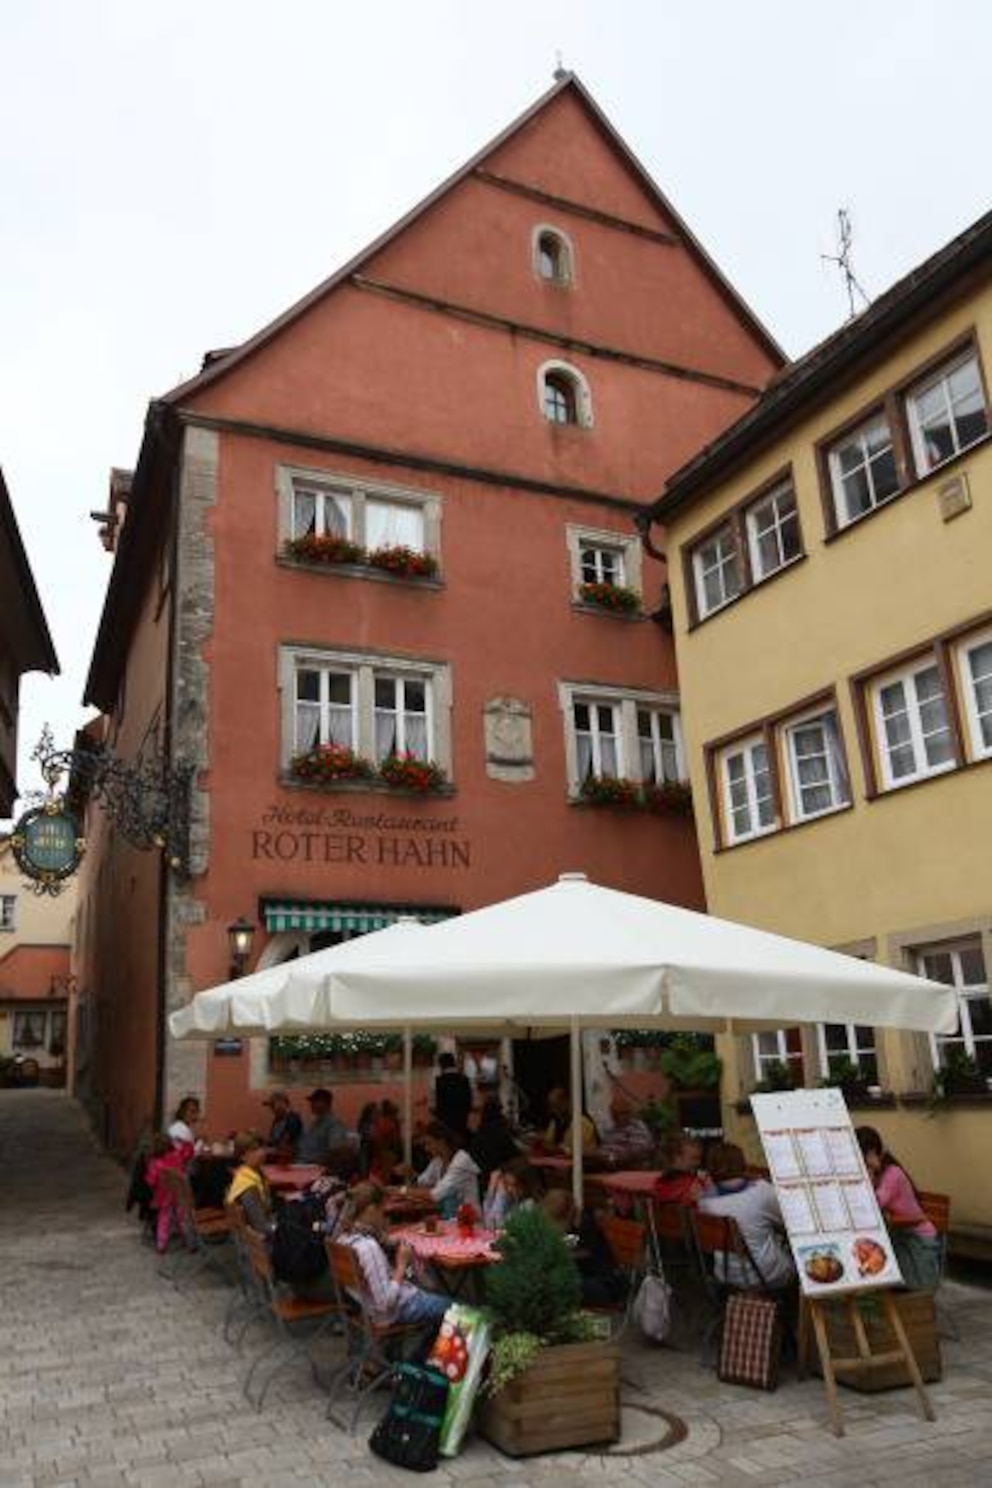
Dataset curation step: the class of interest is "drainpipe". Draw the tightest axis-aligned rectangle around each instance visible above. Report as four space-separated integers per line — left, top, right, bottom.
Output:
154 407 182 1129
634 510 674 632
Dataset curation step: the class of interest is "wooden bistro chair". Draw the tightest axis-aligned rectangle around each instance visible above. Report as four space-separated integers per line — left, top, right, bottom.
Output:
324 1240 438 1434
222 1202 269 1349
159 1167 232 1289
240 1227 344 1411
688 1209 741 1363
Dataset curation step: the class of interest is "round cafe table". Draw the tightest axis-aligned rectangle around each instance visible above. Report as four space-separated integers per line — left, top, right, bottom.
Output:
391 1218 499 1297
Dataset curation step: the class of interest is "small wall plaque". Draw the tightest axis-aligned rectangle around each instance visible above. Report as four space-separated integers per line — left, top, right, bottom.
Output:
937 472 971 522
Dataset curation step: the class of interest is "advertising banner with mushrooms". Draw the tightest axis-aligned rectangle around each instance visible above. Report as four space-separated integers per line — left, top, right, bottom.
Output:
751 1088 902 1297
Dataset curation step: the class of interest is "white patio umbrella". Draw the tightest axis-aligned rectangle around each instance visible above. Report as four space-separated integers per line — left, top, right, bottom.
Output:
172 873 957 1209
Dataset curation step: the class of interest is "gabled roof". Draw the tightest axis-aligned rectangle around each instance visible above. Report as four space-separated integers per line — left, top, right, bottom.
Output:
161 71 783 406
650 204 992 522
0 467 59 676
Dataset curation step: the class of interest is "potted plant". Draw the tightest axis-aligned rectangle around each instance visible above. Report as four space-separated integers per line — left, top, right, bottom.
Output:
378 752 447 793
477 1207 620 1456
642 779 694 817
284 532 366 566
366 545 438 579
929 1048 985 1107
753 1059 796 1094
659 1033 722 1091
289 742 375 785
578 774 640 809
577 580 641 614
821 1056 869 1101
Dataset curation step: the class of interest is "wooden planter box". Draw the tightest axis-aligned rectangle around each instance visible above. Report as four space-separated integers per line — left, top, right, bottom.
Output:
477 1340 620 1456
814 1292 942 1391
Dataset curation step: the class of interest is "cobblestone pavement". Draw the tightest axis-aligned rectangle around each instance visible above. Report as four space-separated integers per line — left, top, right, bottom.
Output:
1 1092 990 1487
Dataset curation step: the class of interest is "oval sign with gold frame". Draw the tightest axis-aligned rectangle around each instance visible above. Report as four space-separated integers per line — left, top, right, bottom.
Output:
12 803 85 891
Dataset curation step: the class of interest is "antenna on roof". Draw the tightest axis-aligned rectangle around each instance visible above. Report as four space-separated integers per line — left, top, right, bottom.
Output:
553 51 567 81
821 208 870 320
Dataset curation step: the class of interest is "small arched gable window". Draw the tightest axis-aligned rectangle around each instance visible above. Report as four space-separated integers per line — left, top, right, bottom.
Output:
538 361 592 428
533 226 574 287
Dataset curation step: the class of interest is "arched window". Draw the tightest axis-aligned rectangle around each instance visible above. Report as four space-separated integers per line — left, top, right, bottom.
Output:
538 361 592 428
533 226 574 286
544 371 577 425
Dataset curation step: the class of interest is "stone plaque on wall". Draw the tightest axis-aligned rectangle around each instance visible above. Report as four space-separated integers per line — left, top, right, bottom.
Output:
484 697 535 783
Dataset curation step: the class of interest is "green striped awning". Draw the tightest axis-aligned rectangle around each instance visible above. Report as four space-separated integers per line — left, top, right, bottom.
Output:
262 901 454 935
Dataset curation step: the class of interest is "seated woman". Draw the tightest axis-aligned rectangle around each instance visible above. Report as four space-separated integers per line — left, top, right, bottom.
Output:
483 1157 544 1230
338 1182 449 1329
225 1131 273 1234
856 1126 941 1291
654 1134 708 1205
698 1142 795 1291
414 1121 482 1219
541 1189 625 1308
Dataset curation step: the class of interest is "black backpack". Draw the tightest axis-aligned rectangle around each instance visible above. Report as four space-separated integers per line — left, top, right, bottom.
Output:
270 1195 327 1284
369 1363 449 1472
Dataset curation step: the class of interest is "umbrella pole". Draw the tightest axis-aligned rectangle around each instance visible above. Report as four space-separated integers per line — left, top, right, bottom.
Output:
570 1015 583 1215
403 1026 413 1174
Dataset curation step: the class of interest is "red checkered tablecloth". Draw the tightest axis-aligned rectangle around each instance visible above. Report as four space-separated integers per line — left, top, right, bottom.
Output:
262 1164 324 1191
391 1220 499 1267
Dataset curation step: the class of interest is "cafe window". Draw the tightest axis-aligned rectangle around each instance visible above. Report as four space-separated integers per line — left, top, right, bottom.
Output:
752 1028 804 1085
817 1023 878 1084
917 938 992 1078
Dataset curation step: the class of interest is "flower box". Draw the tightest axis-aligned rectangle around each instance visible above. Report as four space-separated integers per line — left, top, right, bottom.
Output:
367 545 438 579
477 1341 620 1456
579 774 640 809
578 581 641 614
642 780 694 817
289 743 375 785
284 533 365 566
379 753 447 793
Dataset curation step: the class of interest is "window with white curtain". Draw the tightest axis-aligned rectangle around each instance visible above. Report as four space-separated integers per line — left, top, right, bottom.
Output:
720 735 776 843
783 707 850 821
638 708 681 784
279 465 439 562
283 647 451 773
12 1011 47 1050
573 699 621 781
558 682 681 796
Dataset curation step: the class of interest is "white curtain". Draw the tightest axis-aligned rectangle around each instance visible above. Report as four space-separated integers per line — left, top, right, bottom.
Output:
366 500 424 551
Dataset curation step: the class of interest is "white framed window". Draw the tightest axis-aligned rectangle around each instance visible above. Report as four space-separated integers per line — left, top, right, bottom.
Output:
817 1023 879 1084
692 523 742 617
0 894 15 932
277 465 440 559
281 646 452 773
907 350 989 475
719 734 776 843
638 708 682 785
745 482 802 580
828 413 900 527
752 1029 804 1084
537 361 593 429
782 707 850 822
871 658 955 789
558 682 682 795
565 524 642 603
955 628 992 761
12 1010 47 1050
917 938 992 1079
533 225 574 287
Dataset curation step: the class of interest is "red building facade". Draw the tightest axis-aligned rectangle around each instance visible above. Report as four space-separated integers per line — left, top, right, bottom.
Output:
76 75 781 1151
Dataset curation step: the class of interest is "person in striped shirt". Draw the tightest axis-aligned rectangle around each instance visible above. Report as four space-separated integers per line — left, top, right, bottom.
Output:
338 1183 449 1329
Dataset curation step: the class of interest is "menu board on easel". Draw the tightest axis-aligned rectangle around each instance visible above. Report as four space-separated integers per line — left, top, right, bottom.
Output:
751 1087 902 1298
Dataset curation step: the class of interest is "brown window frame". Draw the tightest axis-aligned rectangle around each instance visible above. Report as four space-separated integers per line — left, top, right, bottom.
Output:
682 465 804 629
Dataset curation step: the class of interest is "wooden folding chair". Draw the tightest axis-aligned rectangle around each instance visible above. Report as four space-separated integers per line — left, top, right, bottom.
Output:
158 1168 232 1289
687 1208 737 1362
324 1240 438 1434
240 1228 344 1411
222 1202 268 1347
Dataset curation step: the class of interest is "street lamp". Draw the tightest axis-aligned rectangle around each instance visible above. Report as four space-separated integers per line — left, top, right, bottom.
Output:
227 917 256 980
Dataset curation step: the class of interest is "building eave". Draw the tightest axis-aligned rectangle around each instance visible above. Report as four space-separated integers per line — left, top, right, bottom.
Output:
0 467 59 676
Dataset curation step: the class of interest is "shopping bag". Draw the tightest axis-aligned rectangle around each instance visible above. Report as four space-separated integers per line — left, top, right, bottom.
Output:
717 1292 781 1391
426 1303 491 1457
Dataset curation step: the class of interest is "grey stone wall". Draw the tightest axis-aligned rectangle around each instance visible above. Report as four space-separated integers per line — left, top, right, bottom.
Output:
163 426 218 1114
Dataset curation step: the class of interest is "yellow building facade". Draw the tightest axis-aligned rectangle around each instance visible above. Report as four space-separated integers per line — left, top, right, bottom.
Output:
648 213 992 1255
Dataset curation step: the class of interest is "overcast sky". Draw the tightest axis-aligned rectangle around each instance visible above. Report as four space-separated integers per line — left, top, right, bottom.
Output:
3 0 990 823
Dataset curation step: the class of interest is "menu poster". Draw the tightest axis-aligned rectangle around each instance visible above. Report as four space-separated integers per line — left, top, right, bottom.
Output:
751 1087 902 1297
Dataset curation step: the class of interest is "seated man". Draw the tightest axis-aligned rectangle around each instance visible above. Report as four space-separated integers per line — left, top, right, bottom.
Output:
543 1086 597 1156
698 1141 795 1291
264 1089 303 1158
298 1087 354 1169
593 1094 655 1168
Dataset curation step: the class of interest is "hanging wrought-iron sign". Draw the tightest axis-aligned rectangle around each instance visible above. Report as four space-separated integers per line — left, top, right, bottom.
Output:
11 802 86 893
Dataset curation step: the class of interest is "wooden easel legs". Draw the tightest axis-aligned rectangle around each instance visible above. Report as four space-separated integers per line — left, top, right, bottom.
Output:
802 1292 936 1438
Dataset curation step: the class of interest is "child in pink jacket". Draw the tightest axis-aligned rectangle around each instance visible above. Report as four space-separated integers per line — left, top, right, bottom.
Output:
146 1136 191 1254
